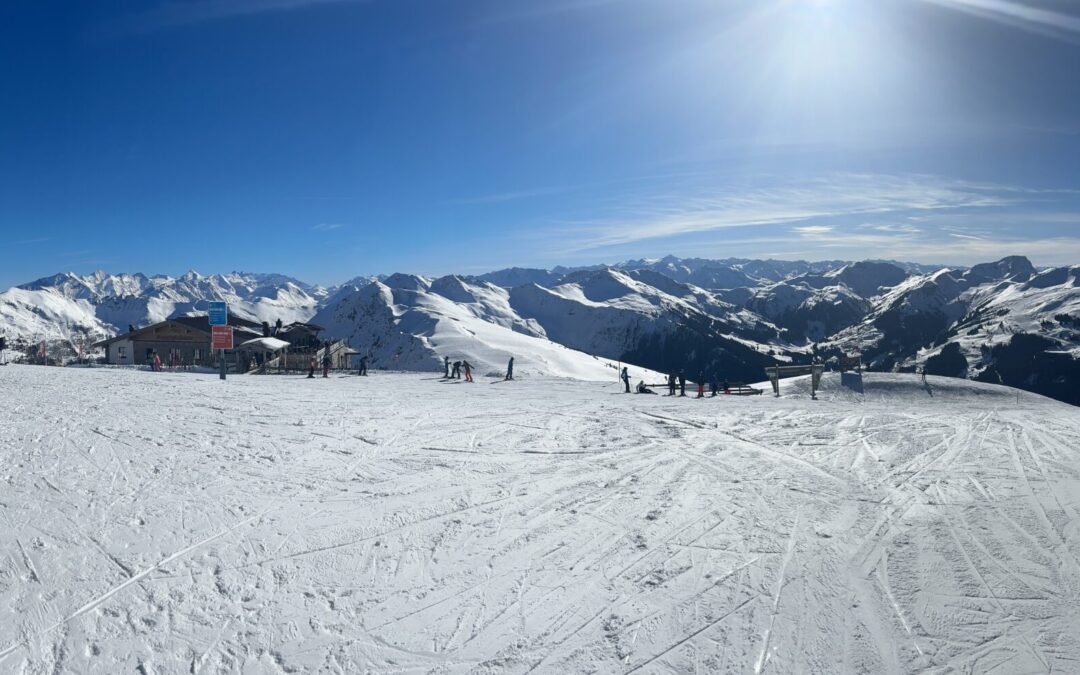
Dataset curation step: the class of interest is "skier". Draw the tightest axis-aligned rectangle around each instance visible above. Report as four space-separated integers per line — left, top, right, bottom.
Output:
308 355 316 378
678 370 687 397
621 366 631 393
722 378 730 395
462 360 473 382
451 360 461 379
152 352 162 372
444 356 450 378
358 355 368 376
710 373 719 397
696 372 705 398
505 357 514 381
667 372 677 396
322 352 331 378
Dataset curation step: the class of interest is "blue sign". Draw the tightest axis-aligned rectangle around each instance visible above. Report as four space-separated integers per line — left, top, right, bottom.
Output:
208 301 228 326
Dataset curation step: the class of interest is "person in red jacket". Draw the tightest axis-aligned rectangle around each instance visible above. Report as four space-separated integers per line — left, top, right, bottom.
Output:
152 352 162 372
462 360 473 382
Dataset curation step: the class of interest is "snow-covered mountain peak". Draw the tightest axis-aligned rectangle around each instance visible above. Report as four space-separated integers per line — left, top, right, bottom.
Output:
966 255 1036 283
382 273 431 292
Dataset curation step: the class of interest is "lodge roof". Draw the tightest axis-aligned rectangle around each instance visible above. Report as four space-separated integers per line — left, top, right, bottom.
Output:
92 315 263 348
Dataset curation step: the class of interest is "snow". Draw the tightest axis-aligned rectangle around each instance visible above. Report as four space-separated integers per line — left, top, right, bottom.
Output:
0 287 112 345
311 280 658 380
237 337 291 351
2 366 1079 672
5 271 325 347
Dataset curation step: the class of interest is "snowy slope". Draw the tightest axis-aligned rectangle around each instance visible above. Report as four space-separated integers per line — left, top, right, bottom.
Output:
14 270 325 334
826 258 1077 367
2 366 1078 672
311 275 655 380
2 256 1077 398
0 287 113 353
315 268 790 381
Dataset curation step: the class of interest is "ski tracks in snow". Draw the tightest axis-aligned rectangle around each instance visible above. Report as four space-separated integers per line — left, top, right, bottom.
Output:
1 367 1080 672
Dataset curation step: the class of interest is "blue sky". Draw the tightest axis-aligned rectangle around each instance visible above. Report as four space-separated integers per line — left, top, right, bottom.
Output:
2 0 1080 288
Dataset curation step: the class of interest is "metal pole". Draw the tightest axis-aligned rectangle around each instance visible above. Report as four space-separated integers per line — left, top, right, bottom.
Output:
219 348 226 380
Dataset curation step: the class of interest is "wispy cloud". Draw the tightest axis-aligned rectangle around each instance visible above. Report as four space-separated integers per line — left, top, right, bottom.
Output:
542 173 1022 254
97 0 370 36
792 225 833 236
312 223 346 231
921 0 1080 42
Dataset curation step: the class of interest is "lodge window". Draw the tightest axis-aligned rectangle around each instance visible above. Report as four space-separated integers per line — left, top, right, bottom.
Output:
193 348 203 362
118 346 127 359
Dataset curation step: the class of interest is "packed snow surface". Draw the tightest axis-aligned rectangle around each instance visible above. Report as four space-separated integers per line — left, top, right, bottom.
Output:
2 366 1079 673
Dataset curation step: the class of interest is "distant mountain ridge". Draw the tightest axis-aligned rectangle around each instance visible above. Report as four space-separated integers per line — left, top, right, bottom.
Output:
1 256 1077 403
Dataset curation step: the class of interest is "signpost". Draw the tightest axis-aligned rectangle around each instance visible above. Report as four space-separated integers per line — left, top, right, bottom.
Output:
209 302 230 380
208 301 228 327
212 326 233 380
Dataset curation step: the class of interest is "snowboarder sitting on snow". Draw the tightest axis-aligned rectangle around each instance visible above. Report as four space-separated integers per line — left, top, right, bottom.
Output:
637 380 656 394
462 360 473 382
505 357 514 381
451 360 461 379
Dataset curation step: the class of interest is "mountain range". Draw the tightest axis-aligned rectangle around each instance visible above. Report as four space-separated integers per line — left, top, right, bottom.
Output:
1 255 1077 404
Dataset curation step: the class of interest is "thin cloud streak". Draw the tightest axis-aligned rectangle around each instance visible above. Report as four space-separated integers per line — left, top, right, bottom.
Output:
921 0 1080 42
543 173 1024 254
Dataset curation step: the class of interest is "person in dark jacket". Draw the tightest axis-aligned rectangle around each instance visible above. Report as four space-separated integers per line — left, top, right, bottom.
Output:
308 355 316 379
358 355 368 376
723 379 730 394
462 360 473 382
451 360 461 379
678 371 687 397
696 372 706 398
667 373 677 396
505 357 514 381
710 374 719 397
444 356 450 378
637 380 656 394
621 366 631 393
322 353 331 378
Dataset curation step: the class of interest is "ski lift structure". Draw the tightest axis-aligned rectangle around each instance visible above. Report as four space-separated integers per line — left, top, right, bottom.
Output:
765 363 826 400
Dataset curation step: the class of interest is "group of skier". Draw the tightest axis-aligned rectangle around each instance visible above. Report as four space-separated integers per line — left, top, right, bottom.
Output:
307 353 332 378
621 366 731 398
443 356 474 382
440 355 515 382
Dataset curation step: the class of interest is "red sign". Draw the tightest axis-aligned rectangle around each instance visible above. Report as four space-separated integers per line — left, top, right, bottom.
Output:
211 325 234 350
